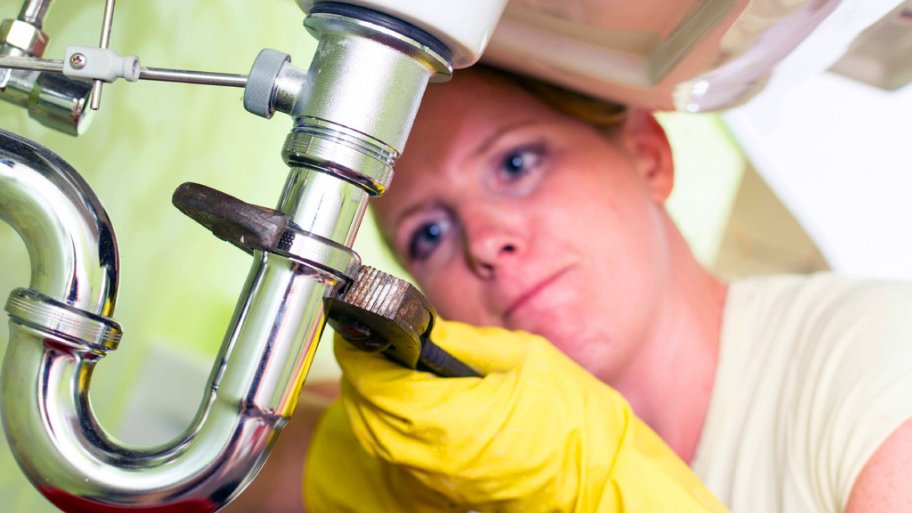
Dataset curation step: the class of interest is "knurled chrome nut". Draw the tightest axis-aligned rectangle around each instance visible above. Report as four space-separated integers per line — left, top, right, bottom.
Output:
0 19 49 57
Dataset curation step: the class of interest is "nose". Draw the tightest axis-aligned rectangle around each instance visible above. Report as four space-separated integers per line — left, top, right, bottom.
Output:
462 207 525 280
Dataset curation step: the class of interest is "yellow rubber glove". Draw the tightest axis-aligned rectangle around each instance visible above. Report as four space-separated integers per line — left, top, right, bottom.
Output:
304 321 727 513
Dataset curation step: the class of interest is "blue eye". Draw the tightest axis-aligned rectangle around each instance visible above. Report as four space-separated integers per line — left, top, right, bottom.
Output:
408 219 450 261
500 144 544 182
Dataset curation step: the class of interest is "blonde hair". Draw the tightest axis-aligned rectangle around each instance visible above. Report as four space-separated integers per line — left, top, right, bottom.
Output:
477 64 628 133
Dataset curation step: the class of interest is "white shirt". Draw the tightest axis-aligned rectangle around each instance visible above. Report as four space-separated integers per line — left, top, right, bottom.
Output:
692 274 912 513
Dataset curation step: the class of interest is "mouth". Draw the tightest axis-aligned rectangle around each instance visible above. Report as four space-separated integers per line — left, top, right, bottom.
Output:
503 266 572 323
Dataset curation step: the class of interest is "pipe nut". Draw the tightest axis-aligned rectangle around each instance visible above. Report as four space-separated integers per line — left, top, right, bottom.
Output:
283 119 395 196
5 288 122 353
0 19 48 57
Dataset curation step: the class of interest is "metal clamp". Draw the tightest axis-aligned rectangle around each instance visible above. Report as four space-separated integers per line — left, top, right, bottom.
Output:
63 46 140 83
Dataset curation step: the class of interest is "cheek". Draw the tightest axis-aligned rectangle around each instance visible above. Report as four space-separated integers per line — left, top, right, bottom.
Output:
545 168 660 254
521 178 667 370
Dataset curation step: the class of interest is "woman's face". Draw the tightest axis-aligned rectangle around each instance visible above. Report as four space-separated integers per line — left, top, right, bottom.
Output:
373 69 676 382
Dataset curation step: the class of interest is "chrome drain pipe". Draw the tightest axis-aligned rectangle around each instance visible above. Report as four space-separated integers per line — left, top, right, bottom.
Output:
0 4 453 511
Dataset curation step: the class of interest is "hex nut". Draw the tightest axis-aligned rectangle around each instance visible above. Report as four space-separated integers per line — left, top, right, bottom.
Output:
0 19 48 56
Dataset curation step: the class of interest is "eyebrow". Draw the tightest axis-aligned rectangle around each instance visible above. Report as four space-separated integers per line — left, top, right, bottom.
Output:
395 199 440 231
470 118 542 158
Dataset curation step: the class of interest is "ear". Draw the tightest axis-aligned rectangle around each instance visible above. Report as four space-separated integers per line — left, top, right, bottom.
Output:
617 109 675 203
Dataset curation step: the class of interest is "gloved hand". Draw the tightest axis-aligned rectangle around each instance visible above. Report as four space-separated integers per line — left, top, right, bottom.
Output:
304 321 727 513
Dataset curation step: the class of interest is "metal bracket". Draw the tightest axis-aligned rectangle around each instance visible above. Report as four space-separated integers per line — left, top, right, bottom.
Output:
63 46 140 83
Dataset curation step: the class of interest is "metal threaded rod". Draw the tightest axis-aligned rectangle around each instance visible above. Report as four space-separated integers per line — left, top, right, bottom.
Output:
0 55 62 72
0 55 248 87
138 67 248 87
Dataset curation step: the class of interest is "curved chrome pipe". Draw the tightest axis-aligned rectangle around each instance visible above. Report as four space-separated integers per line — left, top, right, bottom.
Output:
0 128 345 513
0 5 451 511
0 127 343 511
0 128 118 313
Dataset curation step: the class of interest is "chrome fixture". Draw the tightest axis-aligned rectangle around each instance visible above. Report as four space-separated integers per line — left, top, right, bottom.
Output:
0 0 95 135
0 2 461 511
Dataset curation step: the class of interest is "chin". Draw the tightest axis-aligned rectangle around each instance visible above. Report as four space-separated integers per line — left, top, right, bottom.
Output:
542 325 617 373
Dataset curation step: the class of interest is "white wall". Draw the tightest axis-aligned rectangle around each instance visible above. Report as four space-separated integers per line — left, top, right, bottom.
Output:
725 72 912 281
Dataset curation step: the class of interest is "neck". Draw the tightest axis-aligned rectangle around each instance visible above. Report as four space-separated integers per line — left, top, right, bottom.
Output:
611 219 727 463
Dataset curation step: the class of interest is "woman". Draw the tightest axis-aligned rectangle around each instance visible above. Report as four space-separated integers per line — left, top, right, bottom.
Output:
232 65 912 512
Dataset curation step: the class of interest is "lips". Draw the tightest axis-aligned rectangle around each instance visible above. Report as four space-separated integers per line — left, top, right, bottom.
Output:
502 266 572 324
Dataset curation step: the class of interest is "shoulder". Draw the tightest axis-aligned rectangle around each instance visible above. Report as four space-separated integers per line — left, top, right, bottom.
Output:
845 417 912 513
722 273 912 510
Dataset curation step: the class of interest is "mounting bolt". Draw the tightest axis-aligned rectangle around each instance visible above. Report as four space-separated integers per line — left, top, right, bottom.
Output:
69 53 87 70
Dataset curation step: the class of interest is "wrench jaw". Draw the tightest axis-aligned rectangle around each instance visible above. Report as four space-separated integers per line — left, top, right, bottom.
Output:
325 266 433 370
325 266 481 378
